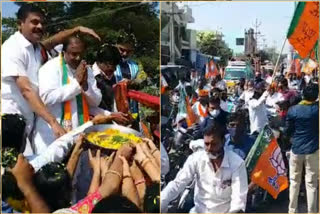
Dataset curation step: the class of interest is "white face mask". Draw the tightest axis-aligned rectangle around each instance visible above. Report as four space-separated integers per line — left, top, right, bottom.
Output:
209 109 220 117
228 127 236 137
207 150 224 160
207 152 219 160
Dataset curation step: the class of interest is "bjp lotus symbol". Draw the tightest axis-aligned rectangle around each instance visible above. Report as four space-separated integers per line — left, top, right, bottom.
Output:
268 146 287 190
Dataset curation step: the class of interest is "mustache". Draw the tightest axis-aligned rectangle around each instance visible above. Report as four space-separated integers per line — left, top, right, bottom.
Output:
33 29 43 34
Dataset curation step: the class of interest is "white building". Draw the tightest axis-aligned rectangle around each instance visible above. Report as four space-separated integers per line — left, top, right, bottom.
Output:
161 2 195 65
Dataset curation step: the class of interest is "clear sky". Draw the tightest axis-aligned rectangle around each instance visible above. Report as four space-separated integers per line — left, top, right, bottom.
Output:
181 2 296 54
2 2 19 18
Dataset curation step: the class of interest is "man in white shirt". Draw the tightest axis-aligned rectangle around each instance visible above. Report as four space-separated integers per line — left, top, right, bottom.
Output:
248 83 269 135
161 122 248 213
33 36 106 154
266 83 284 116
215 74 227 91
288 73 299 90
239 80 254 109
1 4 101 154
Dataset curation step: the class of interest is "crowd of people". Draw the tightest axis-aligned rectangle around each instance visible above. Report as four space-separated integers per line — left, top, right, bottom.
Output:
161 63 319 213
2 4 160 213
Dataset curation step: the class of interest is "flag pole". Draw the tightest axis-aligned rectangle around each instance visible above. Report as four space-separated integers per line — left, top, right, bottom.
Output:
272 38 287 80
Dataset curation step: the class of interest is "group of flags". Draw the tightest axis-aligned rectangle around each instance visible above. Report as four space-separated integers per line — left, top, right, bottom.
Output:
247 2 318 199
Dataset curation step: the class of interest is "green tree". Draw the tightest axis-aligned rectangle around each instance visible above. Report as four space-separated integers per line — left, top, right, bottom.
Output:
197 31 233 67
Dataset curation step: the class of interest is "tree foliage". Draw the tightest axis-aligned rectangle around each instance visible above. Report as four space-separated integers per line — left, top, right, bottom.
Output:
197 31 233 67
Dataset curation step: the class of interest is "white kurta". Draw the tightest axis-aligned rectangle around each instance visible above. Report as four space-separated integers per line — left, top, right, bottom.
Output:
239 90 254 109
33 56 102 154
248 91 269 134
161 150 248 213
266 92 284 115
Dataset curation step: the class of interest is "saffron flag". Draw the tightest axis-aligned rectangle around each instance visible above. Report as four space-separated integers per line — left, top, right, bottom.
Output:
287 2 319 58
205 59 219 79
176 86 198 127
161 74 168 94
186 97 198 127
290 58 301 76
245 126 289 199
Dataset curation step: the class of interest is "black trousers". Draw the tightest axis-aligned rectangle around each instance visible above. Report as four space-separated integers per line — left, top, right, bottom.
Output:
2 114 26 152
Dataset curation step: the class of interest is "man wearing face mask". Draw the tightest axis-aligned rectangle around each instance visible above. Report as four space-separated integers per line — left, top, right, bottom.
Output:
224 111 255 160
247 82 269 135
161 122 248 213
192 90 209 122
33 36 103 154
197 97 229 140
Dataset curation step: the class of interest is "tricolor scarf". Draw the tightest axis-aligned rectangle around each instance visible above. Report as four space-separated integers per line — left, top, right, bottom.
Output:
60 54 89 131
198 103 208 118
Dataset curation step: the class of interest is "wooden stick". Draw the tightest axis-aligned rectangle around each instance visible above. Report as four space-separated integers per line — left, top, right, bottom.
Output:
272 38 287 80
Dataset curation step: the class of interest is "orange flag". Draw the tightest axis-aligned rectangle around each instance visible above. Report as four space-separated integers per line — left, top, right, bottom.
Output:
246 126 289 199
287 2 319 58
206 60 219 79
140 121 152 139
186 97 198 127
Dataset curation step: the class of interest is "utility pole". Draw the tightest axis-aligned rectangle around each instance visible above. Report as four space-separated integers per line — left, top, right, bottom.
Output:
164 2 183 64
253 18 261 53
170 2 175 63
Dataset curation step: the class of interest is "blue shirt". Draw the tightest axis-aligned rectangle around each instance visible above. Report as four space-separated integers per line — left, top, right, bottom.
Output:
285 102 319 155
225 134 256 160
